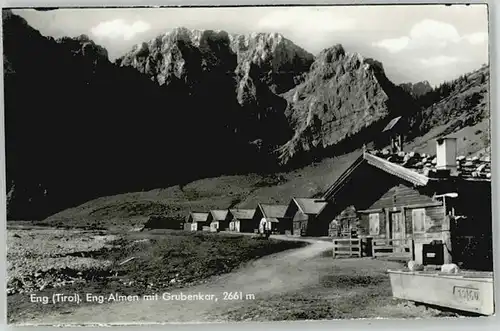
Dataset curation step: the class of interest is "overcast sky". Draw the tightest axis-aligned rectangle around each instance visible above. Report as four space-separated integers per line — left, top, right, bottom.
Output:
13 5 489 86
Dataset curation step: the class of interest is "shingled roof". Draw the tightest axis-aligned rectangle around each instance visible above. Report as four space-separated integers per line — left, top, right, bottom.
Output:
188 212 209 223
368 149 491 180
382 116 402 132
209 209 229 221
259 204 288 219
323 148 491 201
229 209 255 220
292 198 328 215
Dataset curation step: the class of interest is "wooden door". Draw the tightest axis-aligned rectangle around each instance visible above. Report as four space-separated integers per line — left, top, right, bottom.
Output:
293 221 301 236
390 212 404 252
300 221 307 236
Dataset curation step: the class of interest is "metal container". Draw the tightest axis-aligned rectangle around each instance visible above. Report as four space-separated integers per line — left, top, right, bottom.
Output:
422 243 444 265
388 269 494 315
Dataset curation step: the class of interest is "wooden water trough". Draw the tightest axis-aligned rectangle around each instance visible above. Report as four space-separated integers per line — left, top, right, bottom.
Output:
387 269 494 315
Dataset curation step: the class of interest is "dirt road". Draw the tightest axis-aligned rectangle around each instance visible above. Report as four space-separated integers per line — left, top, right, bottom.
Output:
19 237 337 325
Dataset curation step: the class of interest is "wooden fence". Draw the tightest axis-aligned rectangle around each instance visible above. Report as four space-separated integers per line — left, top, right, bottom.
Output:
372 239 413 259
332 238 362 258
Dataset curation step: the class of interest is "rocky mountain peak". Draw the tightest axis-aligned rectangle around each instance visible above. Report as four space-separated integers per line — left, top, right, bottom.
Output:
56 35 109 61
279 44 415 164
400 80 433 98
118 27 236 84
229 32 314 94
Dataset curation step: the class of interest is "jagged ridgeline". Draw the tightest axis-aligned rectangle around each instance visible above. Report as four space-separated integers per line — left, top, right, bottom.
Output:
278 45 419 165
3 9 489 221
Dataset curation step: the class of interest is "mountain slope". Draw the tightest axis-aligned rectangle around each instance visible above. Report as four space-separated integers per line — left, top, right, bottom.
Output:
41 65 491 229
399 81 432 98
3 11 490 223
229 32 315 94
409 65 489 139
117 28 302 153
278 45 418 164
2 12 276 220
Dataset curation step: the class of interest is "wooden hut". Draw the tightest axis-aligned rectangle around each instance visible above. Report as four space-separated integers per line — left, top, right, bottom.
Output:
207 209 230 232
376 116 408 153
284 198 329 237
228 209 255 232
320 137 492 270
252 204 290 234
184 212 210 231
143 215 184 230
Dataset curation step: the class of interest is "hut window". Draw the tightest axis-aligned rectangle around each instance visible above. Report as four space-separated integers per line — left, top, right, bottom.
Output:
369 213 380 235
412 208 426 233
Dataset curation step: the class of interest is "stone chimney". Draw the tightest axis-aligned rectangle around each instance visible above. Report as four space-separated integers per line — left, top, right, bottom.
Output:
436 137 457 175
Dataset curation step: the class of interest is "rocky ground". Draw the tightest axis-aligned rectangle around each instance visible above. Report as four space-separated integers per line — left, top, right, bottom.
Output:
15 239 460 325
7 223 305 324
7 226 118 296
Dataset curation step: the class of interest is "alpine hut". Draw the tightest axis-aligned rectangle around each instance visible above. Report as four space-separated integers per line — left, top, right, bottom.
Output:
284 198 329 236
184 212 210 231
228 209 255 232
319 132 492 270
252 203 290 234
207 209 230 232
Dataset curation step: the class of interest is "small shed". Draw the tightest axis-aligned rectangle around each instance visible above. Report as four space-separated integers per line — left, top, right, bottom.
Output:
375 116 408 153
144 215 184 230
207 209 230 232
184 212 209 231
284 197 329 237
228 209 255 232
252 204 290 234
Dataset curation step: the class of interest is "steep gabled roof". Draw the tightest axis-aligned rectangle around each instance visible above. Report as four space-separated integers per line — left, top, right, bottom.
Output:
364 152 429 187
382 116 402 132
209 209 229 221
259 204 288 219
229 209 255 220
322 153 365 200
292 198 328 215
189 212 209 223
322 151 430 201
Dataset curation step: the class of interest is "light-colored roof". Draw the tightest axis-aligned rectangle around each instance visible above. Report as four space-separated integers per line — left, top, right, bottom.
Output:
364 152 429 187
382 116 402 132
210 209 229 221
259 204 288 218
229 209 255 220
293 198 328 215
367 149 491 180
323 147 491 201
190 212 209 223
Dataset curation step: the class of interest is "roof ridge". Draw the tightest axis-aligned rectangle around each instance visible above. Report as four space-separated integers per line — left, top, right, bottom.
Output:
364 152 429 186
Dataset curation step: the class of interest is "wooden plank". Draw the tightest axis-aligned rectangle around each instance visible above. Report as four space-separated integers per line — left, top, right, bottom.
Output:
358 208 384 214
405 202 443 209
332 238 362 258
372 238 413 258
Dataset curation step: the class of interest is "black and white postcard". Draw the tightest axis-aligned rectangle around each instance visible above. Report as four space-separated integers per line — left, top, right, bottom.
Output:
2 3 494 325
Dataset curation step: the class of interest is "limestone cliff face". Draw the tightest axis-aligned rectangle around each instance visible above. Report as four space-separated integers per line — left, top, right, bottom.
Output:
118 28 236 85
400 80 432 98
117 28 313 152
278 45 416 163
118 29 314 95
229 32 314 94
409 65 490 139
4 11 488 222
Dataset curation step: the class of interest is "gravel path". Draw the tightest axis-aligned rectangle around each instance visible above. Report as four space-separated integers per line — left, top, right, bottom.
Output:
18 238 335 325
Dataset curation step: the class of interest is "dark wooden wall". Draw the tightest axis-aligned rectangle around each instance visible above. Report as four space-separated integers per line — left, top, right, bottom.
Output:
321 162 447 239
